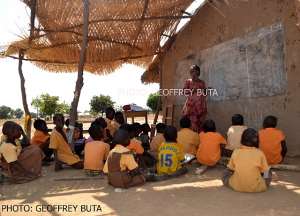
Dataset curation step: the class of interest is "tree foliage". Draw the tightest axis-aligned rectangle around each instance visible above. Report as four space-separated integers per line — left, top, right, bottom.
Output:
31 94 70 117
14 108 24 119
0 106 24 119
90 95 115 116
0 106 13 119
146 93 161 111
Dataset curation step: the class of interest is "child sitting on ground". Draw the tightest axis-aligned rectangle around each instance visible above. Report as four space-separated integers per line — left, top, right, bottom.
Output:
49 114 83 171
127 123 144 155
103 129 145 188
73 122 86 156
225 114 248 157
177 116 200 156
84 124 110 176
105 107 119 140
149 123 166 158
222 128 271 193
0 121 44 183
139 123 151 151
157 126 186 176
114 111 125 127
196 120 227 167
259 116 287 165
31 119 53 161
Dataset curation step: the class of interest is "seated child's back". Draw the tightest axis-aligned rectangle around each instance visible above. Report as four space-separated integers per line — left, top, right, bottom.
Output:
259 116 287 165
84 124 110 173
103 129 145 188
157 126 184 175
31 119 50 146
226 114 247 151
150 123 166 157
177 116 199 155
225 128 270 193
127 123 144 154
197 120 227 166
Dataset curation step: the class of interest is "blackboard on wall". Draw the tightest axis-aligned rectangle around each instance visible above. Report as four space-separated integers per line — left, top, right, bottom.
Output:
175 23 286 102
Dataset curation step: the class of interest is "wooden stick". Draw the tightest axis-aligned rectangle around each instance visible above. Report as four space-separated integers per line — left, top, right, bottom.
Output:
69 0 90 128
18 50 32 138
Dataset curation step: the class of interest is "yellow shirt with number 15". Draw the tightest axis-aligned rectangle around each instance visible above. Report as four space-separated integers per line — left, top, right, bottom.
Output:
157 142 184 175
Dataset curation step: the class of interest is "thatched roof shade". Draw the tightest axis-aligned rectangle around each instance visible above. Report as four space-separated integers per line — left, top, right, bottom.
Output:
2 0 194 74
141 35 177 84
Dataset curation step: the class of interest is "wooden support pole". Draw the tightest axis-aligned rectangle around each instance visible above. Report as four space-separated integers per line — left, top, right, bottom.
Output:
18 50 32 138
150 59 163 140
69 0 89 128
17 0 36 138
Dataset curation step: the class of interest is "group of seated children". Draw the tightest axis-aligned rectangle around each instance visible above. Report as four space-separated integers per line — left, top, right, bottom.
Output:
0 107 287 193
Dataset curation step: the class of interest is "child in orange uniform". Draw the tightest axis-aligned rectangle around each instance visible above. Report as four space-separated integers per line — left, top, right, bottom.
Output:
259 116 287 165
196 120 227 166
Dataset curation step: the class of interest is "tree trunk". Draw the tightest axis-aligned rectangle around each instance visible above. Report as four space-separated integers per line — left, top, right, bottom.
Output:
18 50 32 138
150 60 163 140
69 0 90 128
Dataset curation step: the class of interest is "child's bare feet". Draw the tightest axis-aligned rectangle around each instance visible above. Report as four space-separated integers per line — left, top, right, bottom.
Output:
54 160 63 171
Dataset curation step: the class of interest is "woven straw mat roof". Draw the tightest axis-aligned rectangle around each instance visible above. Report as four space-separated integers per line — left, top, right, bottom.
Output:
3 0 194 74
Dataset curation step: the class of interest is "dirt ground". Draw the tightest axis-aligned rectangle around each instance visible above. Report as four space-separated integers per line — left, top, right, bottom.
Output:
1 159 300 216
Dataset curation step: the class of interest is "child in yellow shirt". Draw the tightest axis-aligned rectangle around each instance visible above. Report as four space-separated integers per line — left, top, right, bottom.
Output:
222 128 271 193
259 116 287 165
157 126 186 175
49 114 83 171
177 116 199 155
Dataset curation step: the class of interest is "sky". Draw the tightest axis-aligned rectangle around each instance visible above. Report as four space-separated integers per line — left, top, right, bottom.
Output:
0 0 204 113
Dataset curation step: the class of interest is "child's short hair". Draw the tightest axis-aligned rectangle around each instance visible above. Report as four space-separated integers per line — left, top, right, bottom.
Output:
115 111 125 125
130 123 141 136
88 124 103 141
241 128 259 148
164 126 177 143
113 129 130 147
33 119 48 132
141 123 151 133
263 116 277 128
232 114 244 126
203 120 216 132
156 123 166 134
105 107 115 119
53 113 64 122
65 119 70 127
119 123 130 132
180 116 191 128
92 117 107 129
2 121 20 137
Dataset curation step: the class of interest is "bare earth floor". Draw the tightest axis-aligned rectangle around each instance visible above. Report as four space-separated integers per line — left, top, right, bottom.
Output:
1 162 300 216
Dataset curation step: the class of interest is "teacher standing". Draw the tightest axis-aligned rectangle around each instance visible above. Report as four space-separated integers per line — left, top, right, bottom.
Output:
182 65 207 132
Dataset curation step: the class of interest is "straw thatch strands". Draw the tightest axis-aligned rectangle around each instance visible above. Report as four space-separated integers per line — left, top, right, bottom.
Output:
2 0 194 75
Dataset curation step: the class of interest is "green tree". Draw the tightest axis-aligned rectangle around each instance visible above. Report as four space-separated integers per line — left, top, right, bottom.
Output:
31 94 59 118
14 108 24 119
147 93 161 111
0 106 13 119
56 102 71 114
90 95 115 116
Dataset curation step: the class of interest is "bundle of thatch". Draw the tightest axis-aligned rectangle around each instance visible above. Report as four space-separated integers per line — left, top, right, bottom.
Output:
2 0 194 74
